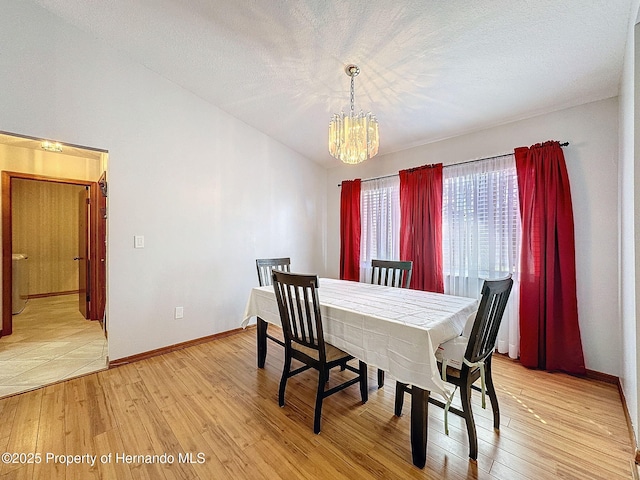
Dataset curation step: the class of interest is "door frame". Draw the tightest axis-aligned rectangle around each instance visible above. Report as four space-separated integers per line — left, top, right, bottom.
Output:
1 171 106 336
78 186 90 319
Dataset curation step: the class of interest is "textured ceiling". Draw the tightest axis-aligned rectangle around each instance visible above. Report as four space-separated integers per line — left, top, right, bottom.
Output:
32 0 635 167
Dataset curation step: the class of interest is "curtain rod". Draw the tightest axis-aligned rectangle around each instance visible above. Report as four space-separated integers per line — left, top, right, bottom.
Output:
337 142 569 187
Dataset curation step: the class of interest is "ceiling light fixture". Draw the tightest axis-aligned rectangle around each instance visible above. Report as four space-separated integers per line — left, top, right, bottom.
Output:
329 64 379 165
41 140 63 153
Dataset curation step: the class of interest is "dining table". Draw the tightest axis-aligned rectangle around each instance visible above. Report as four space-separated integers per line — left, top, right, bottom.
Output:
241 277 479 468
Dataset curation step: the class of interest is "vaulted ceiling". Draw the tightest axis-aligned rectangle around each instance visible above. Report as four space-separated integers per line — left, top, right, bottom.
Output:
32 0 635 167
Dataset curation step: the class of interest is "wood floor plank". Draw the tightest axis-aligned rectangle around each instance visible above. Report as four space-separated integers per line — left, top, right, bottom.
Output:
0 329 633 479
0 390 43 477
252 437 315 480
63 382 100 480
100 371 168 480
84 373 118 438
92 427 135 480
32 383 66 480
0 396 19 452
159 399 235 479
133 356 182 410
128 381 198 480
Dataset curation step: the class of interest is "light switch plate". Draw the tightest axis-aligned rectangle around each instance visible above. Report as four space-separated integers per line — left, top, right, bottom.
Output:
175 306 184 319
134 235 144 248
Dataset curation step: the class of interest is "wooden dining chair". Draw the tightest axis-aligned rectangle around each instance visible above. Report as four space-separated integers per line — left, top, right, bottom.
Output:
255 257 290 368
272 270 368 434
394 276 513 460
370 259 413 388
371 259 413 289
256 257 291 287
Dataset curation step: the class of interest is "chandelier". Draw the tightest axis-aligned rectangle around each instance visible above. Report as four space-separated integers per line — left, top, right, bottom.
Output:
328 64 379 164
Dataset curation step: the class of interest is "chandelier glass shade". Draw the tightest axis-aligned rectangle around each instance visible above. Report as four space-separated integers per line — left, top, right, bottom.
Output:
329 65 379 165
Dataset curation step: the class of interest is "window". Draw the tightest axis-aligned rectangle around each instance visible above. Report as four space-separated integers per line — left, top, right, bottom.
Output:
443 156 521 280
359 176 400 282
442 154 521 358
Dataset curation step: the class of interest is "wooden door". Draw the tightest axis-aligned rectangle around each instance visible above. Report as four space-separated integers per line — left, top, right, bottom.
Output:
78 188 89 318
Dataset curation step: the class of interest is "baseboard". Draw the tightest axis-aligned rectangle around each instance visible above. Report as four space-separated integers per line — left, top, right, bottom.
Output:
585 368 618 384
27 290 79 299
108 326 250 367
614 375 640 468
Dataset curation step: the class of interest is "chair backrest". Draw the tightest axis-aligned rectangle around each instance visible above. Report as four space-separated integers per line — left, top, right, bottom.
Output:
371 259 413 289
256 257 291 287
272 270 326 363
464 276 513 365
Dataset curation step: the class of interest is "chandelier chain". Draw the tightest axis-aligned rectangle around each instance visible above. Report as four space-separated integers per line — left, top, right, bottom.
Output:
350 74 355 114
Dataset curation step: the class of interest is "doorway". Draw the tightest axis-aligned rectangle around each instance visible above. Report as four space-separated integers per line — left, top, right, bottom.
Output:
0 132 108 396
2 172 106 335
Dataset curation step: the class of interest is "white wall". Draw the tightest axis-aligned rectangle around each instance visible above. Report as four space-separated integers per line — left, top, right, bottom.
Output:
0 1 327 360
326 98 620 376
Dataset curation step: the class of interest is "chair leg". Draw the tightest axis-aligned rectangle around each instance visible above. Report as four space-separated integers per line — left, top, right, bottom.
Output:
359 361 368 403
314 368 327 434
278 354 291 407
395 381 407 416
485 357 500 430
460 378 478 460
257 317 268 368
377 369 385 389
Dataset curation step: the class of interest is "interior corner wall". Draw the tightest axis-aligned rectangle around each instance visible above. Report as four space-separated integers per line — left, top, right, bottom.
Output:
635 18 640 455
0 1 327 360
619 6 640 449
326 97 620 377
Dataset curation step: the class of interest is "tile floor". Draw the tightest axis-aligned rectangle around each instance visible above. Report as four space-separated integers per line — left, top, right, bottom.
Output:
0 294 107 398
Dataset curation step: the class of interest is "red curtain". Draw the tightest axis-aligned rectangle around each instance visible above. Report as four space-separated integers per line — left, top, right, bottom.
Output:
399 164 444 292
515 141 585 375
340 179 361 281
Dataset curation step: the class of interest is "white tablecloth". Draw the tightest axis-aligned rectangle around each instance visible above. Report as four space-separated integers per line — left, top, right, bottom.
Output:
242 278 478 398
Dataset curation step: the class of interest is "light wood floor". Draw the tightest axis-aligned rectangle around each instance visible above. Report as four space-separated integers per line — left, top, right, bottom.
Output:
0 328 633 479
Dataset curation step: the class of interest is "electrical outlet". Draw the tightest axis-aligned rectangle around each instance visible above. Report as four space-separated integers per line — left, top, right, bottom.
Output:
175 306 184 319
